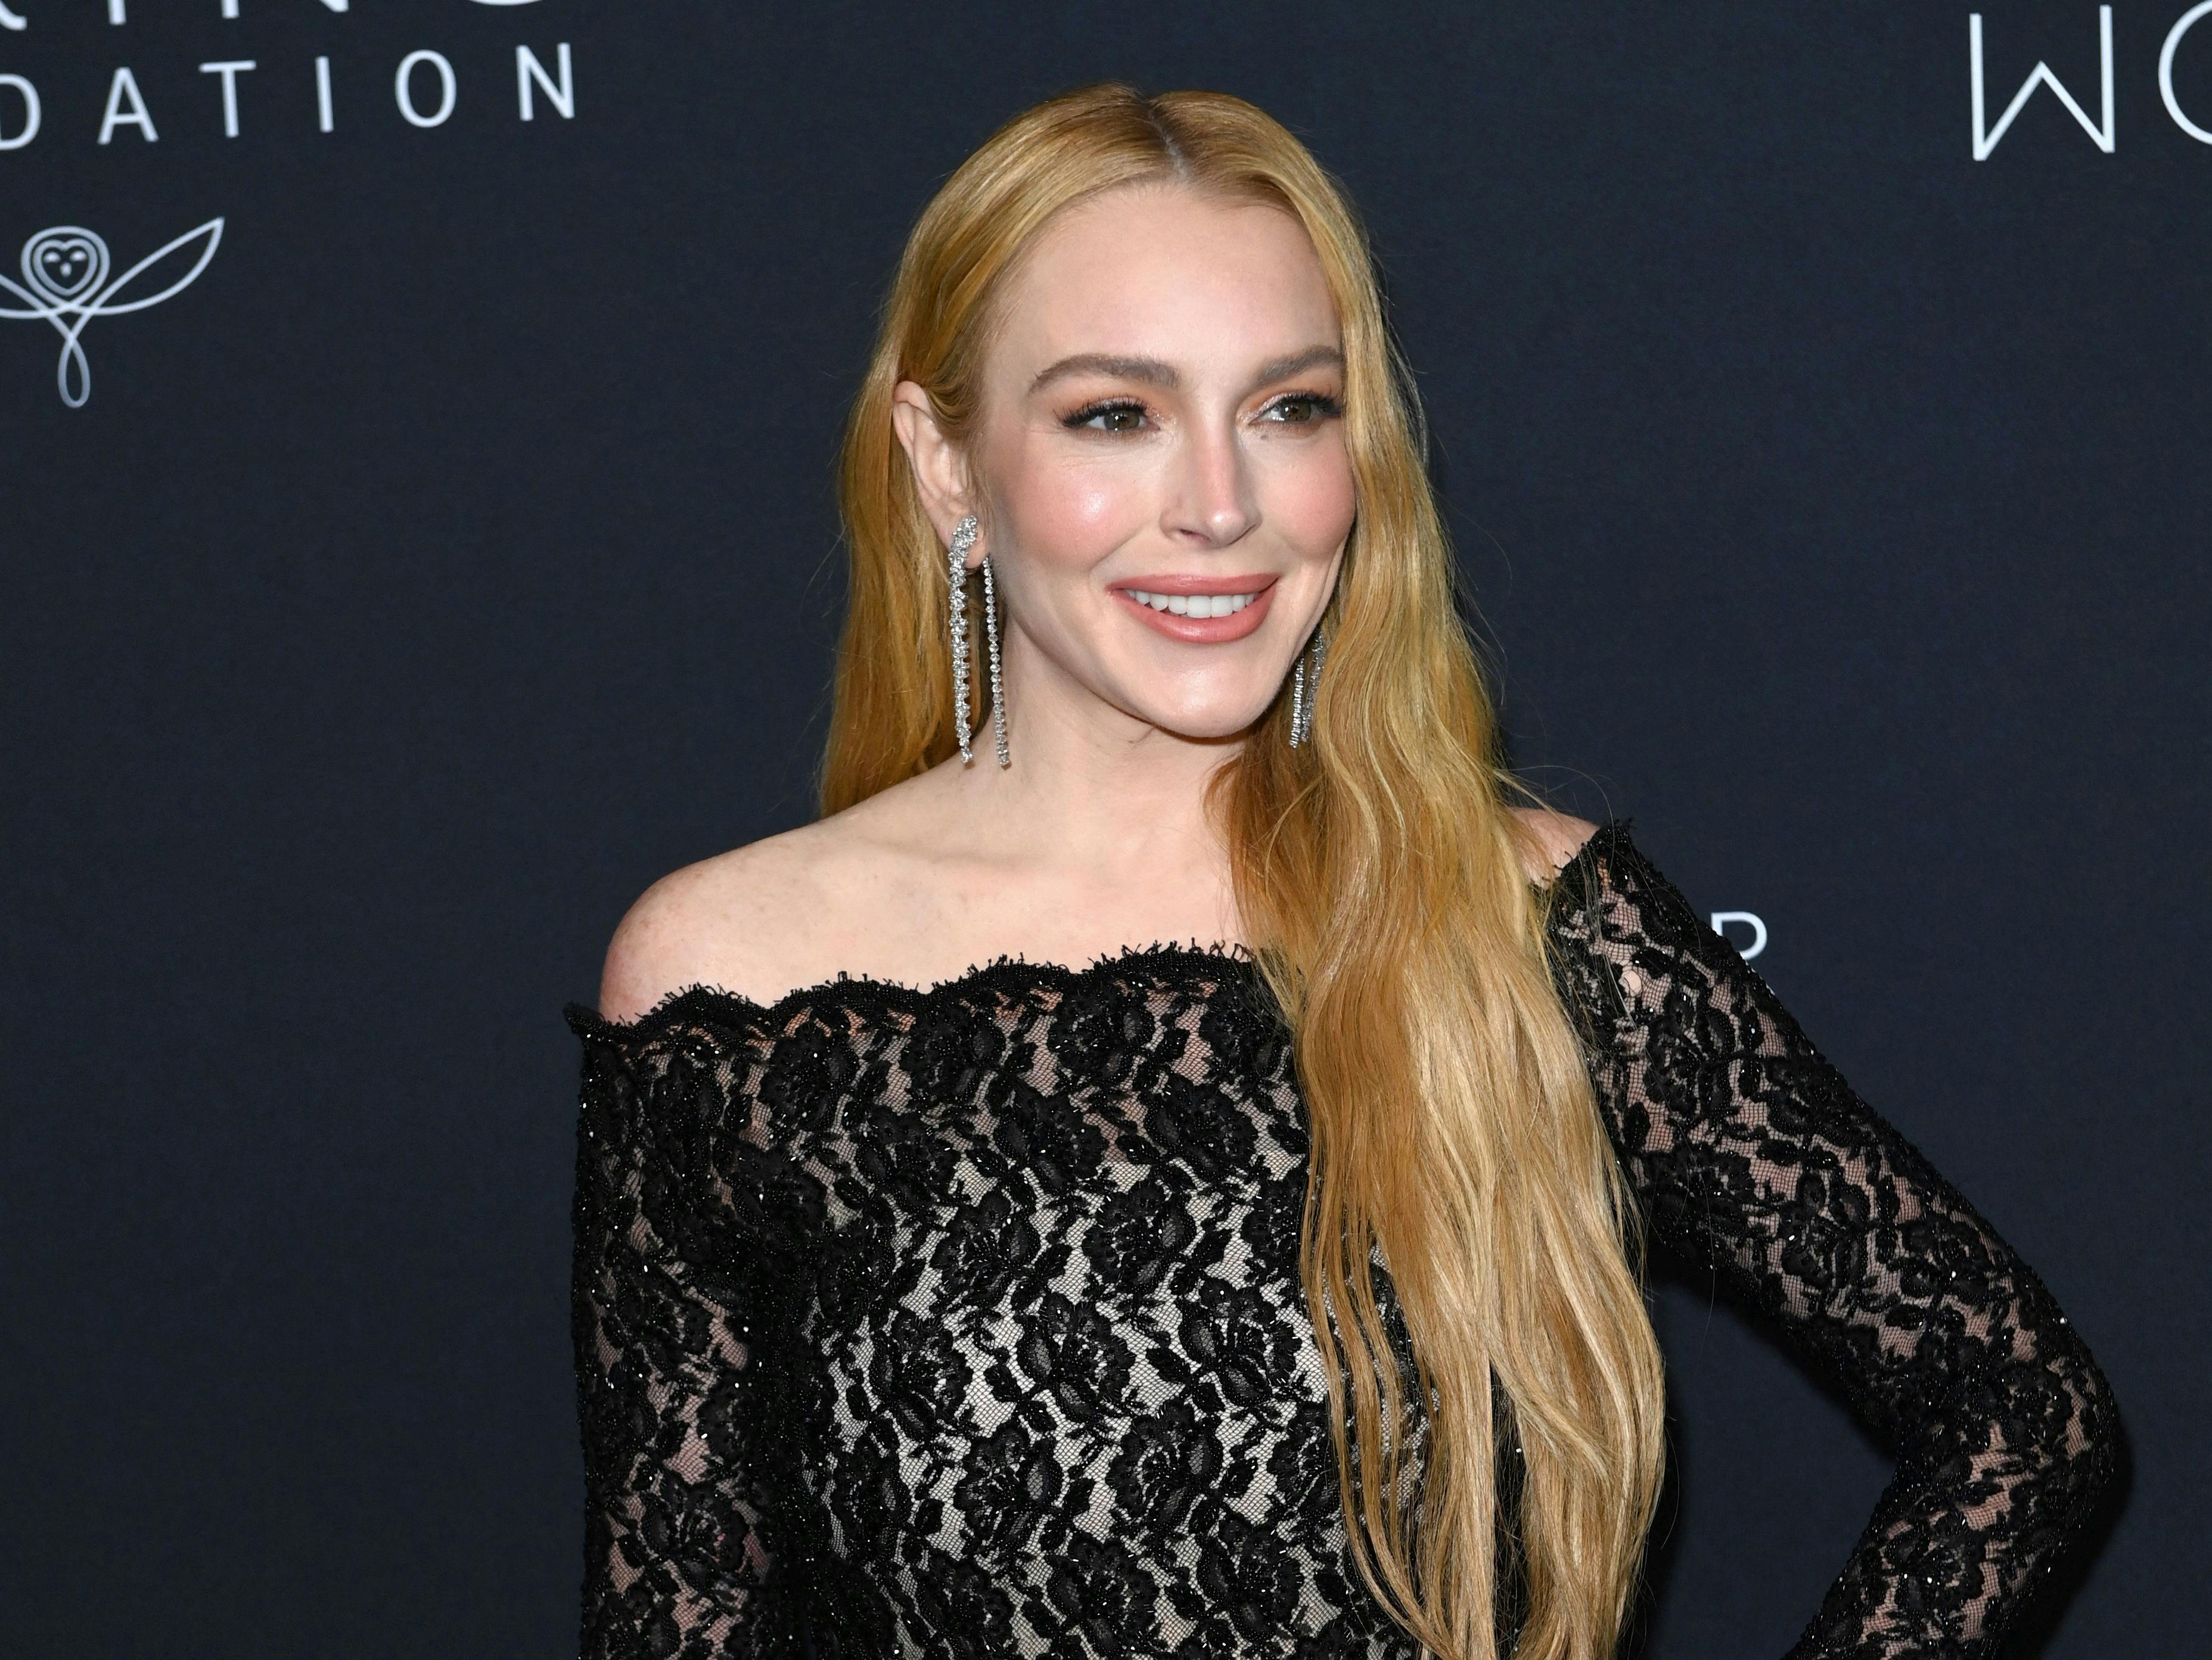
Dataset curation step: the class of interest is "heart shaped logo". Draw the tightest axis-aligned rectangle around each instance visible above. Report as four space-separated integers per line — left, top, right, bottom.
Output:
24 228 110 306
3 217 223 408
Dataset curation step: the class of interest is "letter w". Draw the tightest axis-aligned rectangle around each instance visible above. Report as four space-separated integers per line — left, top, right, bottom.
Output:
1971 7 2115 158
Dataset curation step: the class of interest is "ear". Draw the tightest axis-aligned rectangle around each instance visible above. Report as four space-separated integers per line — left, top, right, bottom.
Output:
890 381 982 564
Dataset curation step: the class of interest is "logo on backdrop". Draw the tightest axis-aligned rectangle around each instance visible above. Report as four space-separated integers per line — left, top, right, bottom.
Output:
0 4 579 406
0 220 222 406
1971 4 2212 154
0 4 576 150
1711 912 1767 960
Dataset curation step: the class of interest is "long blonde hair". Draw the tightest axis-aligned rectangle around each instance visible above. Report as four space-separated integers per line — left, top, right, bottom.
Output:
824 85 1664 1660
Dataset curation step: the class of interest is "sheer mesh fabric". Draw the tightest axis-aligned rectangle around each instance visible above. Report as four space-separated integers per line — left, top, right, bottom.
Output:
567 821 2117 1658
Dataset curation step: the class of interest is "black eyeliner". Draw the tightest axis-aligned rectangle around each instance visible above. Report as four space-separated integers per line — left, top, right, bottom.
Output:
1260 390 1344 419
1060 397 1148 430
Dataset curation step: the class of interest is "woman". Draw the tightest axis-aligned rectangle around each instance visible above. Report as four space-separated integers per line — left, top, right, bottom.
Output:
566 85 2117 1659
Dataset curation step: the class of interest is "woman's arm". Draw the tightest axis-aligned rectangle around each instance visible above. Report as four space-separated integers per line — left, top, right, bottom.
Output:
569 1007 787 1658
1545 823 2120 1657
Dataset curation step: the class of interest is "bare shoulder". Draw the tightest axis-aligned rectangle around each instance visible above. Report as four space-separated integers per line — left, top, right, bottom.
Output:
1507 805 1601 885
596 826 830 1021
595 775 950 1022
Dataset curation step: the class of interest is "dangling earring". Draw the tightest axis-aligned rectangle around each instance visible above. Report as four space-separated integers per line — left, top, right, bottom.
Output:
948 515 977 763
1288 631 1326 748
981 551 1009 768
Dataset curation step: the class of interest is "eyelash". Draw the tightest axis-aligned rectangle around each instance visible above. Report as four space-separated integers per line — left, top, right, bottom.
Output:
1059 391 1344 433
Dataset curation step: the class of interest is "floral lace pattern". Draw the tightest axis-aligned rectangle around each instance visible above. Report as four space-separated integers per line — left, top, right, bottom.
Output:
567 822 2117 1658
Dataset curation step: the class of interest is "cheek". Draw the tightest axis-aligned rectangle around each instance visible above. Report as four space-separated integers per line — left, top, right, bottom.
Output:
990 433 1152 573
1259 440 1357 559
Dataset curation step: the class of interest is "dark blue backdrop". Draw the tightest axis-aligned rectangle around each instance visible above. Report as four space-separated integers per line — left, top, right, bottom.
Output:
3 2 2199 1653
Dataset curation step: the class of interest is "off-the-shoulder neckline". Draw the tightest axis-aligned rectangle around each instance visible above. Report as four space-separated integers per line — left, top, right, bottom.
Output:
564 816 1634 1045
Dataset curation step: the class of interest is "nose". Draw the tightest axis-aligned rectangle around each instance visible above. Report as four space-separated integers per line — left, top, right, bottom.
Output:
1163 418 1259 549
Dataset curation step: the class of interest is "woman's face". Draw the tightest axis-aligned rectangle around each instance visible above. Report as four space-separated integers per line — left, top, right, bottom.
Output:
911 184 1355 747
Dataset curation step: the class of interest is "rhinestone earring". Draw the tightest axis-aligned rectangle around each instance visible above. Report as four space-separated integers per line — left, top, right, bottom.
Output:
980 551 1009 768
948 515 977 763
1288 631 1326 748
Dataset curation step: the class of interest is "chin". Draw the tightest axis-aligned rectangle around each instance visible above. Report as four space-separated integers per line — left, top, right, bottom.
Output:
1129 689 1276 743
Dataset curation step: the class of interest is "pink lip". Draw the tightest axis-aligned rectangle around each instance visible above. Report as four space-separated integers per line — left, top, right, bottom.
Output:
1108 574 1278 644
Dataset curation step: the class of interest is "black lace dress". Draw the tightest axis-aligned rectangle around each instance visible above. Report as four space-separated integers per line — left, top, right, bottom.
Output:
566 821 2117 1658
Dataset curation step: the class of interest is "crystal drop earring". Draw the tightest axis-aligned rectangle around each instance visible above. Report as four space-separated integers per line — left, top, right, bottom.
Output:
948 515 977 763
981 551 1009 768
1289 631 1326 748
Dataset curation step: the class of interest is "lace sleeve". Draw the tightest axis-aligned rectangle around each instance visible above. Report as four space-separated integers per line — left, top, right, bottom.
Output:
1544 826 2120 1658
567 1002 790 1658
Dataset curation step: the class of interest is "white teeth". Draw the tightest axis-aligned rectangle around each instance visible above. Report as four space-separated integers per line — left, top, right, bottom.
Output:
1125 589 1259 618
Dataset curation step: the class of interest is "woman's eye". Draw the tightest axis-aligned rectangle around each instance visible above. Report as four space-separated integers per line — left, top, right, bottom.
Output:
1261 393 1342 425
1066 401 1148 434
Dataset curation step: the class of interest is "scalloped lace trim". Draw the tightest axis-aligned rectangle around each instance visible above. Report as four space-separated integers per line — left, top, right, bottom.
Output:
564 818 1633 1043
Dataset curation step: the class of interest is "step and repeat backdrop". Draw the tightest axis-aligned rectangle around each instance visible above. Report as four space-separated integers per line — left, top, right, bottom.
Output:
3 2 2202 1654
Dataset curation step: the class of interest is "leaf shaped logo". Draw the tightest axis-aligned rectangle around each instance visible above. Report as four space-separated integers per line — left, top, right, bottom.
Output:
0 218 224 407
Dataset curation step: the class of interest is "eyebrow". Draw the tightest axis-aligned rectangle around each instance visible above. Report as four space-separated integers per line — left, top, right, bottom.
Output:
1251 346 1345 386
1026 344 1344 396
1029 353 1178 394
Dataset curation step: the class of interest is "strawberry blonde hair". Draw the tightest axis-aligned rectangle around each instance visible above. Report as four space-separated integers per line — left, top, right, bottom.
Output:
823 85 1664 1660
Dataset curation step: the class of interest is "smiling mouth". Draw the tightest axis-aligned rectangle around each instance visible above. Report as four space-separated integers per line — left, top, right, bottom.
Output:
1121 588 1263 618
1109 576 1278 642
